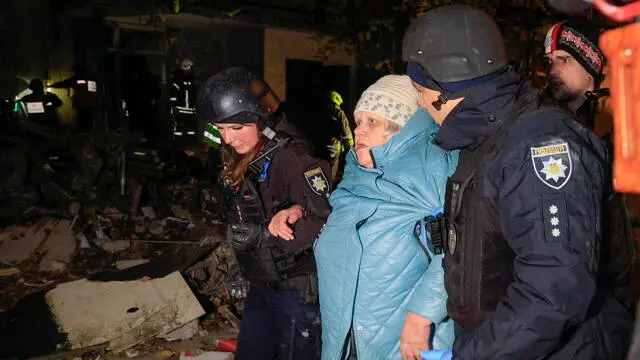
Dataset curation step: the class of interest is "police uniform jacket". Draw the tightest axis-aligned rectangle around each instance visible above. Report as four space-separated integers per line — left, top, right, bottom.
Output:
435 70 633 359
245 120 332 276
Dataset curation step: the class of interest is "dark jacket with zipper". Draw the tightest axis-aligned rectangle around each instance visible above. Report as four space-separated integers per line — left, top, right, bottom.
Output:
227 119 332 284
436 70 634 359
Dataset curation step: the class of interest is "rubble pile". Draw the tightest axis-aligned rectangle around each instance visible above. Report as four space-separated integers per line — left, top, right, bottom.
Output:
0 133 241 359
0 205 243 358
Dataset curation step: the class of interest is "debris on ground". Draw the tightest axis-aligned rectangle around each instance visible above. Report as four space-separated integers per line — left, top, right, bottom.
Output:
42 271 204 351
116 259 150 270
0 140 239 359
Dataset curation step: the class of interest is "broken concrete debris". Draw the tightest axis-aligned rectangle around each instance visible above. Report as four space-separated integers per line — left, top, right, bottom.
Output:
0 143 240 358
116 259 150 270
38 219 75 272
0 267 20 277
141 206 158 220
171 205 193 219
102 240 132 253
0 220 55 265
158 318 200 342
46 271 205 351
0 208 240 359
148 222 165 237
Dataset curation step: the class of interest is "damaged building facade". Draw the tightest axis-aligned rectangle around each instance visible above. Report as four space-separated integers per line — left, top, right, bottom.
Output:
0 0 356 129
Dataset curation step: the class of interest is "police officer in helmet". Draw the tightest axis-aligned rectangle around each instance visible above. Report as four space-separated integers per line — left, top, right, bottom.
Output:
403 5 633 360
197 67 330 360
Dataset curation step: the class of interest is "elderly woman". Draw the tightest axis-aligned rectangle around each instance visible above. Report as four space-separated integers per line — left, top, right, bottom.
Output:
314 75 457 360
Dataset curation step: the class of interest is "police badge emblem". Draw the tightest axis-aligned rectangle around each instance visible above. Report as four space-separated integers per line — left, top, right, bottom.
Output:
304 167 329 197
530 142 573 190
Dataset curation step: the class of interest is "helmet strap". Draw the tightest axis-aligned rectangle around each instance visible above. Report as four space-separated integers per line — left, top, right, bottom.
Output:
424 65 508 111
421 76 449 111
432 93 448 111
427 79 468 111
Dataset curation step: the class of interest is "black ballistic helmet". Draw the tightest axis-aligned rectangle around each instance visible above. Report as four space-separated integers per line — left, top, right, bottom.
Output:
197 67 280 125
402 5 508 83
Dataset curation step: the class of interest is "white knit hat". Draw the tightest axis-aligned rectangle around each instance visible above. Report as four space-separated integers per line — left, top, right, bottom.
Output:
354 74 420 128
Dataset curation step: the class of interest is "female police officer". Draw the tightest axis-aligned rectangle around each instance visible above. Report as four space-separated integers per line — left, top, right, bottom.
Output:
197 67 331 360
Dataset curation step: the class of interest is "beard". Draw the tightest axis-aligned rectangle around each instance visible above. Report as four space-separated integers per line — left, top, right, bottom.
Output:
549 77 579 103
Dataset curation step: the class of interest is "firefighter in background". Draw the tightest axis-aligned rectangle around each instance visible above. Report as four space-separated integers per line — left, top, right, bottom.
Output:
19 79 63 129
169 59 198 147
325 90 353 184
49 65 98 133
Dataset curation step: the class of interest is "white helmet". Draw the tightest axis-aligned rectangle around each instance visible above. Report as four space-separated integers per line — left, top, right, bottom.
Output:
180 59 194 72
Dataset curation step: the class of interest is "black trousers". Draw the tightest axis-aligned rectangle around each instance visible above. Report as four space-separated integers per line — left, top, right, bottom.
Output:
235 282 322 360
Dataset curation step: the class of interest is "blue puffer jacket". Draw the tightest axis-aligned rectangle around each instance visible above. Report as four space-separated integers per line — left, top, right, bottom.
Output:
314 109 458 360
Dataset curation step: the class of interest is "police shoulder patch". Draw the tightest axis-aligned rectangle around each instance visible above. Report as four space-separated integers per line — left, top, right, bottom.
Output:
304 167 329 197
530 142 573 190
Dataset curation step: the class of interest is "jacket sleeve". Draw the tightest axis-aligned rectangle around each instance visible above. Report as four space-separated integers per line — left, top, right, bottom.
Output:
454 135 604 359
406 254 448 324
49 78 75 89
168 81 180 102
406 148 455 325
273 147 332 252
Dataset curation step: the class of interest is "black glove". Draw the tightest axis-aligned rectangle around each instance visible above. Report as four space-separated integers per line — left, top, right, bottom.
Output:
227 222 265 251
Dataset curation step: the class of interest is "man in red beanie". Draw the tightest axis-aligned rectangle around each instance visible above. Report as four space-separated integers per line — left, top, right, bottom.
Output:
543 19 606 127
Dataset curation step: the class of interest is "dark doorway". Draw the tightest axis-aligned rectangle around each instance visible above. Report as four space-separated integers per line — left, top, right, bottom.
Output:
285 59 351 159
285 59 323 121
323 64 352 113
285 59 351 114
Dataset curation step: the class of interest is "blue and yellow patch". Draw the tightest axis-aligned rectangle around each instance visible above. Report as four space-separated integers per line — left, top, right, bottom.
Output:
304 167 329 197
530 142 573 190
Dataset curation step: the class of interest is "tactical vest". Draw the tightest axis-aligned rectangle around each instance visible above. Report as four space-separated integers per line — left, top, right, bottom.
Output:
443 143 514 330
441 99 636 331
224 130 316 286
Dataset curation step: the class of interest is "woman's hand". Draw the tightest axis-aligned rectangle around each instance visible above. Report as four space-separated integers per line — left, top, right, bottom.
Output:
268 204 304 241
400 312 432 360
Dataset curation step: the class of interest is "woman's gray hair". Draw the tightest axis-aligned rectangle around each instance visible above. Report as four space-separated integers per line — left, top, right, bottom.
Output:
384 120 402 137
